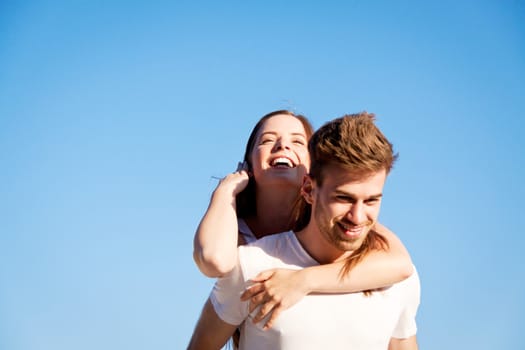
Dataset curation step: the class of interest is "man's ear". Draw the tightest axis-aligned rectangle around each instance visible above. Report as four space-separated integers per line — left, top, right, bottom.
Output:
301 175 315 204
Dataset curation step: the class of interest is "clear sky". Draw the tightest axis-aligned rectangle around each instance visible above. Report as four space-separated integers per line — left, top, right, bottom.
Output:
1 1 524 349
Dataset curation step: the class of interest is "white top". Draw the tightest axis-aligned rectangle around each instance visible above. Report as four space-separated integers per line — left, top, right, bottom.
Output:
238 218 257 244
210 231 420 350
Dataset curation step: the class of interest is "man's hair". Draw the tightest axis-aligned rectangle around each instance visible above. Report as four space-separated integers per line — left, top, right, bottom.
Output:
293 112 398 293
309 112 398 185
236 110 314 219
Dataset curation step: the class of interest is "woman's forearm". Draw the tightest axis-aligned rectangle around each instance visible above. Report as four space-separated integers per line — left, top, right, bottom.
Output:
239 225 414 328
302 225 413 293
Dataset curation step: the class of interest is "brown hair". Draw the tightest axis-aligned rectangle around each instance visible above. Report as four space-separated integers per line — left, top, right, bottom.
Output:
235 110 314 219
295 112 398 292
309 111 397 185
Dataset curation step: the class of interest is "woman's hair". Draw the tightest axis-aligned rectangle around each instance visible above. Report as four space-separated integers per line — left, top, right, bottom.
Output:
293 112 397 291
235 110 314 219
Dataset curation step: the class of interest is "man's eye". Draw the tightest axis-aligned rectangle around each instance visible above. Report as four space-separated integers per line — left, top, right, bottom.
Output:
293 139 305 145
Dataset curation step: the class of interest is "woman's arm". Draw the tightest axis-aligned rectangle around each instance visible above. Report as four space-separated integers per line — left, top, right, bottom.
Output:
302 224 413 292
242 224 413 328
193 170 249 277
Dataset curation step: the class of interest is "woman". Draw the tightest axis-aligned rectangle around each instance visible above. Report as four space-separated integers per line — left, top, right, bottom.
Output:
193 110 413 329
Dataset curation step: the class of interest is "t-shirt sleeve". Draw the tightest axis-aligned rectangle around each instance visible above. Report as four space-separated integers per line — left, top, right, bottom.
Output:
209 254 250 326
392 267 421 339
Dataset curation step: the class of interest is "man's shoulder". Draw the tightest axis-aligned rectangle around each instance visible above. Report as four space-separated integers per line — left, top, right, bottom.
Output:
396 265 420 285
237 231 299 279
241 230 295 252
391 264 421 297
407 265 420 284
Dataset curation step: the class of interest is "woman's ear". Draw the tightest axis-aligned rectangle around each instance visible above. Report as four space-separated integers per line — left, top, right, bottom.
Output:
301 175 315 204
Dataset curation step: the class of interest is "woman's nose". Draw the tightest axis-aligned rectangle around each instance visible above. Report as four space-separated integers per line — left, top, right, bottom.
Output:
274 138 291 151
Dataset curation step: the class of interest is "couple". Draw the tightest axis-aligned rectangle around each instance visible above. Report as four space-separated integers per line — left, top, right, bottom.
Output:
189 111 420 349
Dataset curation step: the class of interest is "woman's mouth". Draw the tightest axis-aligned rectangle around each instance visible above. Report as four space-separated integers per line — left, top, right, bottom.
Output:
270 157 295 168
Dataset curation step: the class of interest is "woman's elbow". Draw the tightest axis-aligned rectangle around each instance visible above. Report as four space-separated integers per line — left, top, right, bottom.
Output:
193 250 236 278
397 259 414 280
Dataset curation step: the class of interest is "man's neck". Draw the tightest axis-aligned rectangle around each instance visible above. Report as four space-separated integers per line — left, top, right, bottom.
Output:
294 225 353 265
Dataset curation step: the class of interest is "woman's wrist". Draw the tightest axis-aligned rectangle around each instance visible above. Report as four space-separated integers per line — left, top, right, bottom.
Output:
212 185 236 204
296 268 314 294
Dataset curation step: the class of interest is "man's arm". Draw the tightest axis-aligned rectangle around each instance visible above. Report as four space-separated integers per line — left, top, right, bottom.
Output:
388 335 418 350
187 298 238 350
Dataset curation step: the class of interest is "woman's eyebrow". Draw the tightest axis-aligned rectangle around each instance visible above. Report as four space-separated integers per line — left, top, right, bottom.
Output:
260 131 277 136
259 131 306 138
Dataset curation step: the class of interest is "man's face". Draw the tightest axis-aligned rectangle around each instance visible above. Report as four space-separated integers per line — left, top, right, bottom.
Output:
306 164 387 255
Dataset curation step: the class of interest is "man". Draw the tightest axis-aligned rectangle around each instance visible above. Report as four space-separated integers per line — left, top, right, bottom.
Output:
188 112 420 350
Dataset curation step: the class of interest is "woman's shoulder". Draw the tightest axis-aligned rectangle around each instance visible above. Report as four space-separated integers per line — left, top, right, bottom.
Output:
238 218 257 244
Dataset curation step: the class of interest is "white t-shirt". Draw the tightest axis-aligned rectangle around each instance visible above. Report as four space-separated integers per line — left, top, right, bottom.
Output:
238 218 257 244
210 231 420 350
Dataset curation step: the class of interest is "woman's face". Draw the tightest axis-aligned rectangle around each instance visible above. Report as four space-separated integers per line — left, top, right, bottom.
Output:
250 114 310 188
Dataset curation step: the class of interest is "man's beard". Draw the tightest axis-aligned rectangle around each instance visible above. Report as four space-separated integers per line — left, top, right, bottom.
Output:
314 202 373 252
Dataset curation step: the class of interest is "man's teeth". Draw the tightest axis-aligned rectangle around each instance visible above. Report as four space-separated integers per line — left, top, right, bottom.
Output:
272 157 293 167
341 224 362 232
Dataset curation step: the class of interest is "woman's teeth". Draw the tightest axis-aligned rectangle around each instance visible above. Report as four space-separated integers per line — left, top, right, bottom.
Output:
271 157 293 167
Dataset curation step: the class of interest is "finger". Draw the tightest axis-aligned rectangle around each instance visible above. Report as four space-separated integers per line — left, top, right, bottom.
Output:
240 161 253 177
263 307 283 330
240 284 264 301
253 302 277 324
251 269 275 282
249 293 267 313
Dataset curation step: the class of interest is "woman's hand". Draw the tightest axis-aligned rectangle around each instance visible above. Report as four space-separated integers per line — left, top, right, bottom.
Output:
215 161 250 197
240 269 310 330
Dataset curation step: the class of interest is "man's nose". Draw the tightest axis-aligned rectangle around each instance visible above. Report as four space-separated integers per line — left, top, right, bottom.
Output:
347 203 366 225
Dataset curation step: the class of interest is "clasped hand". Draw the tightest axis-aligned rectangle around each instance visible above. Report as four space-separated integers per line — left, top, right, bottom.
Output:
240 268 309 330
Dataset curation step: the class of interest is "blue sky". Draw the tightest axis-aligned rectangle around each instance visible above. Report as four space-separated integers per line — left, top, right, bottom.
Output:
1 1 524 349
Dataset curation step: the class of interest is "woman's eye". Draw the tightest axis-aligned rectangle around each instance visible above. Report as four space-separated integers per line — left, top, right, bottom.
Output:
261 138 274 144
293 139 305 145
